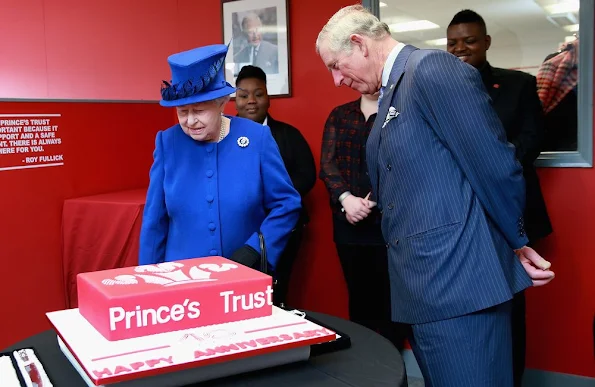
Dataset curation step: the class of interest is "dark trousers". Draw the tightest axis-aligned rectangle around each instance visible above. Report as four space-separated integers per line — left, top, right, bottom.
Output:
335 244 409 350
410 301 513 387
512 290 526 387
273 225 304 307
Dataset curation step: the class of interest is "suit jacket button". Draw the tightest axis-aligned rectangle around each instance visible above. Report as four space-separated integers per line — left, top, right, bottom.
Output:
395 239 399 245
386 243 389 248
387 203 394 210
386 164 392 171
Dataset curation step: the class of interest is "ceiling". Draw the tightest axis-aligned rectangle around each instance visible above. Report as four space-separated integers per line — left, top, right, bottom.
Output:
378 0 580 71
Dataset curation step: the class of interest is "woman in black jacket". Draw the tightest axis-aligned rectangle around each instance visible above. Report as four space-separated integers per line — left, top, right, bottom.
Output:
234 65 317 307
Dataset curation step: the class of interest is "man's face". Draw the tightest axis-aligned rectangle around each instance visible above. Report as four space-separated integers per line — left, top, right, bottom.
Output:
235 77 270 124
446 22 491 69
243 18 262 47
318 38 379 94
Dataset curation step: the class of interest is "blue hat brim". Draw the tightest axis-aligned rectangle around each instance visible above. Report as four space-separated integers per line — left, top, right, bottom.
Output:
159 83 236 107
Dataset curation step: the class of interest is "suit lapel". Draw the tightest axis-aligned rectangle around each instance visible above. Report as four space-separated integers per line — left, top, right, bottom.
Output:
373 45 418 134
265 114 280 141
369 44 418 199
483 64 502 103
488 83 501 103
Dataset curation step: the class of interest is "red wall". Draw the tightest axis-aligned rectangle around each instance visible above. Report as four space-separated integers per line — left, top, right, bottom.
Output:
0 0 593 379
0 102 172 334
525 168 595 376
1 0 177 100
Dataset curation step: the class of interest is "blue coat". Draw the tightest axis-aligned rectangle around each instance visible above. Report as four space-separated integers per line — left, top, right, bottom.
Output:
139 116 301 271
367 45 533 324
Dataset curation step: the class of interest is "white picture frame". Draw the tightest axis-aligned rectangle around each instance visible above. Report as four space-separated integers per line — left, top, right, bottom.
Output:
222 0 291 97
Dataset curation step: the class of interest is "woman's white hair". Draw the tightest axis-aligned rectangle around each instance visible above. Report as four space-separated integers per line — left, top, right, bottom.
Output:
214 95 231 106
178 95 230 109
316 5 390 54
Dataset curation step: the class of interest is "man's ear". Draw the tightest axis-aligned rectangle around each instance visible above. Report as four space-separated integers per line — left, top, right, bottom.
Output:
485 34 492 51
349 34 368 56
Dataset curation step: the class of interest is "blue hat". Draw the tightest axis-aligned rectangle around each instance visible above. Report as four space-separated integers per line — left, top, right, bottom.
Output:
160 44 235 107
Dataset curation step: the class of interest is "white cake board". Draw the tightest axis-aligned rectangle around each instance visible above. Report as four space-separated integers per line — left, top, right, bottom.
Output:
47 306 336 386
58 336 310 387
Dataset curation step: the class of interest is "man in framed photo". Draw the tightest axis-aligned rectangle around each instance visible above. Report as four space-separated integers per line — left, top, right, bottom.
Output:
233 12 279 74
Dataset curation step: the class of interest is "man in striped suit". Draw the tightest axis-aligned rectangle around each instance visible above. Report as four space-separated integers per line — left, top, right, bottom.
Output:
316 5 555 387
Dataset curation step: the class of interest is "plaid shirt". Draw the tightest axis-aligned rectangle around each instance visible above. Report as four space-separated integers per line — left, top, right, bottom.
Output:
537 40 578 114
320 99 383 239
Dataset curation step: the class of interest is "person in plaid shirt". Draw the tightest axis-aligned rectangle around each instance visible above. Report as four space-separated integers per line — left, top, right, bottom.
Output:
320 93 408 350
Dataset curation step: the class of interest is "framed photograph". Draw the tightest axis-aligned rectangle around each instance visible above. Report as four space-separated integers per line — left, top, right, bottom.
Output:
222 0 291 97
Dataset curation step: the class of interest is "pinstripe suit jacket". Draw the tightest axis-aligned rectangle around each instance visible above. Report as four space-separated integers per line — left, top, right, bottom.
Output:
366 45 534 324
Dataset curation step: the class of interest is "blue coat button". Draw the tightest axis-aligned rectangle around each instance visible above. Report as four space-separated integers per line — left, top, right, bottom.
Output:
206 194 214 203
206 170 214 178
208 222 216 231
209 249 217 255
206 144 214 153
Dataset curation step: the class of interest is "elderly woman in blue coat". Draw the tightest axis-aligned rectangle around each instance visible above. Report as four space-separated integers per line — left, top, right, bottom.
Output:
139 44 301 272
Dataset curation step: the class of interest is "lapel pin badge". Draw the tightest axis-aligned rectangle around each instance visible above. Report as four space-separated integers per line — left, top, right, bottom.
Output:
382 107 400 128
237 136 249 147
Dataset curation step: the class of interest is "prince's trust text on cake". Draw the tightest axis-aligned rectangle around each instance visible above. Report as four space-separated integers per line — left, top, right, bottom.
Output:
78 257 274 340
108 285 274 331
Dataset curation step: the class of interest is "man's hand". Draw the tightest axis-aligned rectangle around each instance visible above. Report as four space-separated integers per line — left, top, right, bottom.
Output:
515 246 555 287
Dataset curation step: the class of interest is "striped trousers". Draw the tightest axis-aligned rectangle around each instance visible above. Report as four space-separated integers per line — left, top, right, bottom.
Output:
409 300 513 387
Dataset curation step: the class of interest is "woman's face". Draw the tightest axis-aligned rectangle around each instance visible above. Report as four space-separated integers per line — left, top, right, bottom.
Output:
235 77 270 124
176 99 225 142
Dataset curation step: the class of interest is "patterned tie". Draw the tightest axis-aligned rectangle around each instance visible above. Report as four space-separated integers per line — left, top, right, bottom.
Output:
251 46 259 64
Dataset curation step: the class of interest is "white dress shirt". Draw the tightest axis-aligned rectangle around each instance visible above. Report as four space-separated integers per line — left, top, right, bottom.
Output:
381 42 406 87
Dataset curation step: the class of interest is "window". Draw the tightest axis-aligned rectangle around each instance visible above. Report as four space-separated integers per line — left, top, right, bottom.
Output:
365 0 593 167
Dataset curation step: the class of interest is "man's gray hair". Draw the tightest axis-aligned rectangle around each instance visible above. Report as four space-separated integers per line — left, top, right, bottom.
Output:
316 5 390 54
241 12 262 31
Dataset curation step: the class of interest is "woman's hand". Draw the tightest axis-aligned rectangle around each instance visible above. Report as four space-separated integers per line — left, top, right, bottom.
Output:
230 245 260 269
342 194 372 225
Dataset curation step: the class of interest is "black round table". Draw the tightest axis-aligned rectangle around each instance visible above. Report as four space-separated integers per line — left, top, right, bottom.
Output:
4 311 406 387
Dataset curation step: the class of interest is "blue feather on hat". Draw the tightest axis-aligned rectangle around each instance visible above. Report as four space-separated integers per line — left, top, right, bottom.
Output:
160 43 235 107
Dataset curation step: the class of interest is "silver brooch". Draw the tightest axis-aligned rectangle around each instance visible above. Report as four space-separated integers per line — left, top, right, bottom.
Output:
237 136 249 148
382 107 400 128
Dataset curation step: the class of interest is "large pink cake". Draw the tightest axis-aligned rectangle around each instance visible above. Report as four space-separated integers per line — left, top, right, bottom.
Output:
77 256 273 341
47 257 337 385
